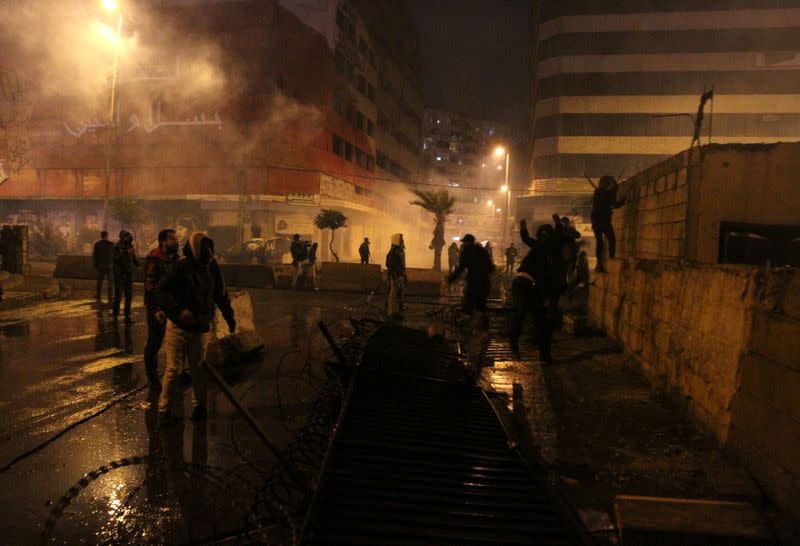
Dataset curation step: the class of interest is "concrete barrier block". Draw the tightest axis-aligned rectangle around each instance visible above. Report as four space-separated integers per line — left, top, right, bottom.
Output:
213 290 256 339
219 263 274 288
318 262 382 293
405 267 443 297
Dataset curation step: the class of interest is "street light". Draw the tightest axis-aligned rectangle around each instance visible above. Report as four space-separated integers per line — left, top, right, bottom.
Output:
495 146 511 246
101 0 123 230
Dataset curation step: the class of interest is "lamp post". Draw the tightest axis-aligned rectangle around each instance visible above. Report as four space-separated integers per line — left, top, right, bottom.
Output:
101 0 123 230
495 146 511 246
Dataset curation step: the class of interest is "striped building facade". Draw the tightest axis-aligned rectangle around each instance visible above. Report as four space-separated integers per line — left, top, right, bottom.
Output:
527 0 800 218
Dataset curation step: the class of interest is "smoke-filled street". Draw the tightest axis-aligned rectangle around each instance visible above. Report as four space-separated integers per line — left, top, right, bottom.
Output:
0 287 369 544
3 0 800 543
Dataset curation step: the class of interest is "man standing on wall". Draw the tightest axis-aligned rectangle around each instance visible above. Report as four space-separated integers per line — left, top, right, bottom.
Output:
143 228 179 387
586 174 626 273
93 231 115 304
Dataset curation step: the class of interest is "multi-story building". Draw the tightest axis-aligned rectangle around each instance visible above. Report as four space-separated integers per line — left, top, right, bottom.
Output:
525 0 800 226
422 108 513 244
351 0 424 183
0 0 427 263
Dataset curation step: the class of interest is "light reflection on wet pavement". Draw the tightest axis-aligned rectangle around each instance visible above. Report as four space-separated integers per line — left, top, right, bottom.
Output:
0 288 363 544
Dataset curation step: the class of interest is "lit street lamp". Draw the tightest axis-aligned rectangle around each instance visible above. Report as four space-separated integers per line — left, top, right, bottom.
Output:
101 0 123 230
495 146 511 246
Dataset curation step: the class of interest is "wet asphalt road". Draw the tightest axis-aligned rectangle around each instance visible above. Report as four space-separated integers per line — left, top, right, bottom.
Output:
0 287 366 544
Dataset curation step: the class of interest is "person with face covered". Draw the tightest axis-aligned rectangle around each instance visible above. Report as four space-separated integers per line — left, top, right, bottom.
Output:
143 228 179 387
156 232 236 422
447 234 495 326
112 230 139 323
510 220 559 362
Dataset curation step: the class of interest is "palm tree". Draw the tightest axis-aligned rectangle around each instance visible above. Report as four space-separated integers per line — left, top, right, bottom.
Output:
410 189 456 271
313 208 347 263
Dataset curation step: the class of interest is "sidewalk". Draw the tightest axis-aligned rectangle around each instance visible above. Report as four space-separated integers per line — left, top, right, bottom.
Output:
399 285 785 544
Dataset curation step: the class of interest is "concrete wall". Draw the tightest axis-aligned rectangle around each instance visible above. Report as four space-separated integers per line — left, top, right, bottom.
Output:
614 153 690 259
590 259 800 521
589 257 757 442
614 142 800 264
686 143 800 264
729 270 800 521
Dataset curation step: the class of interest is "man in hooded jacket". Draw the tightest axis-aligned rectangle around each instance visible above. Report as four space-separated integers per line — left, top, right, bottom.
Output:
447 234 495 322
510 220 558 362
385 233 406 318
156 232 236 422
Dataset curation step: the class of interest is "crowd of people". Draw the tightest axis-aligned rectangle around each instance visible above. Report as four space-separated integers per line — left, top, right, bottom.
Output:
92 229 236 425
83 174 623 420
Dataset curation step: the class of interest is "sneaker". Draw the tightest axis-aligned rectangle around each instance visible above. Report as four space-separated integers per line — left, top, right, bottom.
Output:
191 406 207 421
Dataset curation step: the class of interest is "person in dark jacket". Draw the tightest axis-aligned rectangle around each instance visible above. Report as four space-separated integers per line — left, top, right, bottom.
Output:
156 232 236 422
447 234 495 321
143 228 179 386
385 233 406 318
290 233 310 288
504 243 518 274
0 225 19 274
510 220 559 362
484 240 494 263
447 242 459 274
358 237 370 264
93 231 115 303
587 175 626 272
112 230 139 323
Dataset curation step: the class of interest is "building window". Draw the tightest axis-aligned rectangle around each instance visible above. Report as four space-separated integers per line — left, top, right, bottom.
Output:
332 134 344 156
355 147 366 168
357 111 367 132
366 119 374 137
344 141 352 161
367 84 375 102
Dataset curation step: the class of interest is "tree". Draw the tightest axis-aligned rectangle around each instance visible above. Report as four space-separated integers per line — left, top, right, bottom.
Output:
314 208 347 263
108 196 149 252
410 189 456 271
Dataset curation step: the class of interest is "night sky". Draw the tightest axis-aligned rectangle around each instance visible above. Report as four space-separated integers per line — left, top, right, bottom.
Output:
410 0 530 140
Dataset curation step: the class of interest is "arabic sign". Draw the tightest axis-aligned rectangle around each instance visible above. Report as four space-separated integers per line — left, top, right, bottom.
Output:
319 174 355 202
286 193 320 206
63 109 223 138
